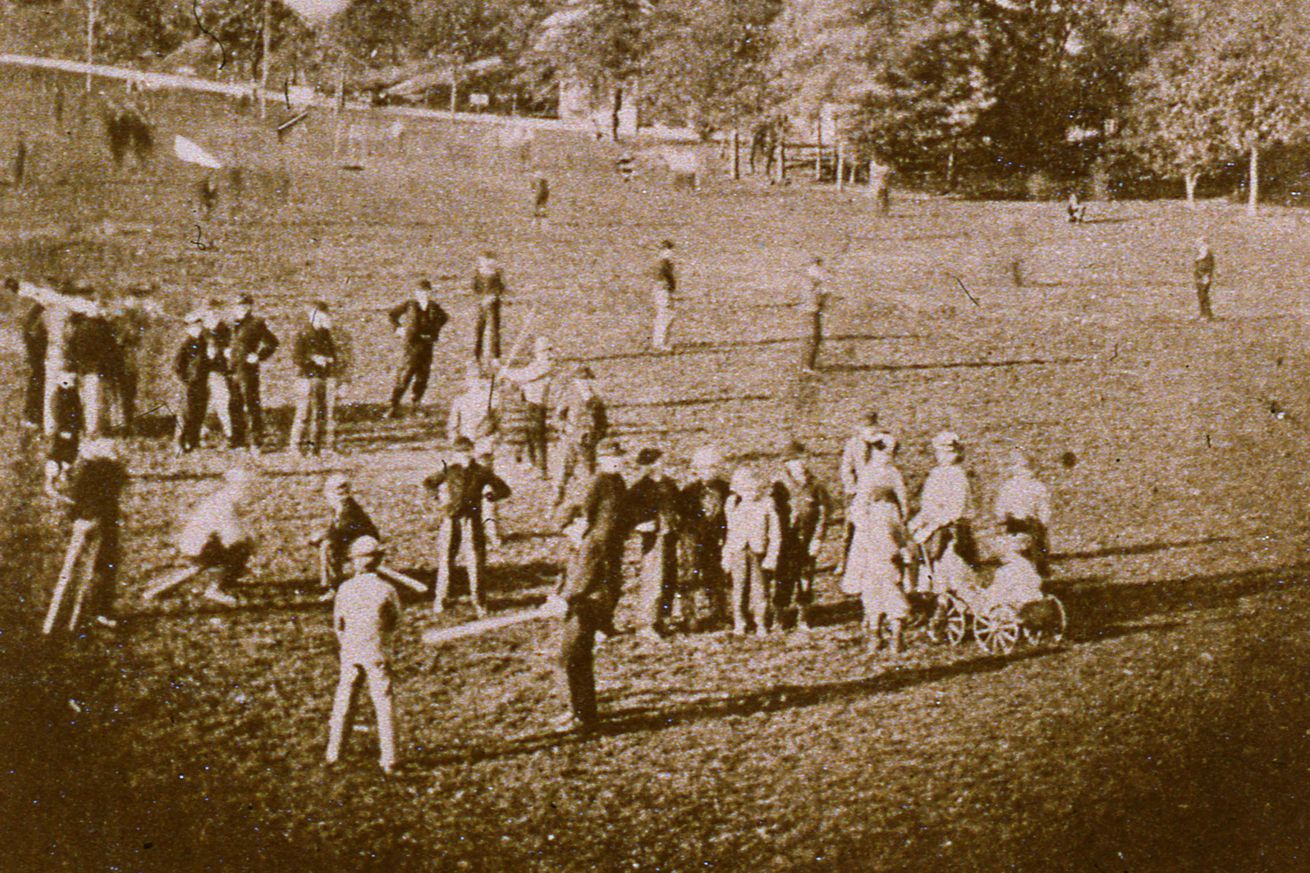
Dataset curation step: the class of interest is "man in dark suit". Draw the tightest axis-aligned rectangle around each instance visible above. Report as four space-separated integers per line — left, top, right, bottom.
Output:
20 297 47 429
289 302 339 455
547 438 630 732
229 293 280 450
387 279 448 418
676 445 730 630
628 447 681 639
173 316 210 454
423 436 511 616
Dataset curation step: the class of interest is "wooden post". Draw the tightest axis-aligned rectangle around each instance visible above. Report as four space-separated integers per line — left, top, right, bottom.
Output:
449 64 458 120
84 0 96 93
814 119 823 182
332 55 345 157
730 129 740 180
778 141 787 183
836 137 845 192
259 0 272 119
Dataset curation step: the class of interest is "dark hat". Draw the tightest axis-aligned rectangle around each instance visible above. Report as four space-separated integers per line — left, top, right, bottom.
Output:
206 297 224 309
596 438 626 458
236 293 254 305
660 239 675 249
575 364 595 379
128 283 153 297
310 300 329 313
417 278 432 291
861 410 880 427
783 440 807 460
635 447 662 466
451 436 475 452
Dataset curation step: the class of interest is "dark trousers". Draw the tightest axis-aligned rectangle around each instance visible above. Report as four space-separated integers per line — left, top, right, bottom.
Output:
85 519 121 616
24 357 44 426
115 359 139 433
557 598 602 724
475 302 501 364
525 403 548 477
1196 279 1213 320
177 379 209 451
800 312 822 370
390 342 434 409
638 532 677 632
232 365 265 445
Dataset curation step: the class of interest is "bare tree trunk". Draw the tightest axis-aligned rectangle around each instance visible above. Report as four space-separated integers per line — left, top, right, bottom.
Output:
84 0 96 93
1184 171 1198 207
730 129 740 180
1247 142 1259 216
836 138 845 192
259 0 271 119
610 86 622 142
946 147 957 193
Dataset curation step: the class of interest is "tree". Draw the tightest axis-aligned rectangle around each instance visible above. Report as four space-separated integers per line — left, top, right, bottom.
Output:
530 0 650 139
1128 41 1231 205
641 0 781 137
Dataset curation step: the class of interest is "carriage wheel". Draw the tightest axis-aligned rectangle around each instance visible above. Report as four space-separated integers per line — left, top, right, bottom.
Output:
945 597 969 645
976 605 1020 655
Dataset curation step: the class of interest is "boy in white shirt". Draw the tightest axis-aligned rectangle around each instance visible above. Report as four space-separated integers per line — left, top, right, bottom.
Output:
722 467 782 636
326 535 401 775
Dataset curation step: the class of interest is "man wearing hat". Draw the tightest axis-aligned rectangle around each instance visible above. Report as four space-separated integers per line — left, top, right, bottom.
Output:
312 474 381 595
553 364 608 505
799 256 829 373
549 437 630 731
387 279 448 419
628 447 681 639
228 293 280 451
423 436 512 616
326 535 401 775
49 438 129 631
289 302 339 456
838 411 889 572
173 315 210 454
19 290 47 429
108 284 164 436
676 445 730 630
501 336 555 479
772 441 833 631
144 466 258 607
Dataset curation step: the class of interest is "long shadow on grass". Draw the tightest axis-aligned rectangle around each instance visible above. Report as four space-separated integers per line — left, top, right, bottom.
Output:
826 354 1095 374
566 334 922 363
1052 535 1235 562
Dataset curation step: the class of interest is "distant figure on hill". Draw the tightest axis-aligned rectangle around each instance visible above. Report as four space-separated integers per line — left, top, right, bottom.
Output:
799 256 829 373
1194 237 1215 321
532 173 550 226
1066 192 1087 224
473 252 505 366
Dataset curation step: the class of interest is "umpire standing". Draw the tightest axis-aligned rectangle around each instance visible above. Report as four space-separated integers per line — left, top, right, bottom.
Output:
387 279 448 418
229 293 280 450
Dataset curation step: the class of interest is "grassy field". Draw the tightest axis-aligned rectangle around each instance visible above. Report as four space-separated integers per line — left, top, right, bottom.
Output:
4 66 1310 872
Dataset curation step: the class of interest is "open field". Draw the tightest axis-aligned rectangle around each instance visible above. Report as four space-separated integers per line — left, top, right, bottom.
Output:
4 66 1310 871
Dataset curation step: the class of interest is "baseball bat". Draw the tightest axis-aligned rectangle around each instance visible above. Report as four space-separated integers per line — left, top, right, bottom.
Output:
377 564 428 595
421 606 548 646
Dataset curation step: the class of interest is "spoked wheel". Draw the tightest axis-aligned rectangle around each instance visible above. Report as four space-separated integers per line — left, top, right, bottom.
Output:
945 597 969 645
975 605 1020 655
1024 595 1067 645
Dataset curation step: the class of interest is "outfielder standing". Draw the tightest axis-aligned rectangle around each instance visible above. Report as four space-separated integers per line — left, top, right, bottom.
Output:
799 256 829 373
651 240 676 351
1194 237 1215 321
473 252 505 366
326 535 401 776
387 279 448 418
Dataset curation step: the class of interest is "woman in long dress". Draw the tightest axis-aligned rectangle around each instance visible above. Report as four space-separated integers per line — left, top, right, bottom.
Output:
841 485 910 654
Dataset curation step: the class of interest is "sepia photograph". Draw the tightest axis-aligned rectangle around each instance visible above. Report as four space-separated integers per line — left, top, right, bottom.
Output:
1 0 1309 869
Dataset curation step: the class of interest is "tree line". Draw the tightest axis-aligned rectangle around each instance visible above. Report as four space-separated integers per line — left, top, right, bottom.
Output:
6 0 1308 209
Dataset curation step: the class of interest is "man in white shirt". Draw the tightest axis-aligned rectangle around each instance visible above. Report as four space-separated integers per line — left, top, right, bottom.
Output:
446 363 496 444
326 536 401 775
